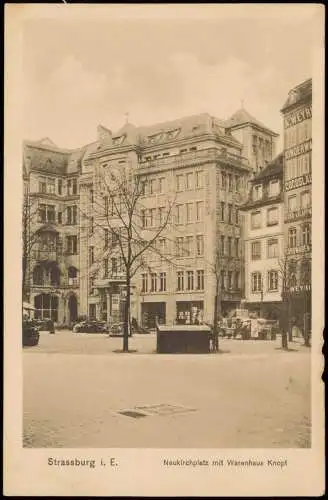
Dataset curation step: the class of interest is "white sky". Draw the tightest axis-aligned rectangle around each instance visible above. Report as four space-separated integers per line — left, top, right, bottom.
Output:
22 6 317 152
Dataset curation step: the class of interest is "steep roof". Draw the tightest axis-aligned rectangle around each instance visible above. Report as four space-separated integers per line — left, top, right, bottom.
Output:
225 107 278 136
253 153 283 181
280 78 312 113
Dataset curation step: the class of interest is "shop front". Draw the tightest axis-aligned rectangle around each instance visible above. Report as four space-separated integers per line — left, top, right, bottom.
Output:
176 301 204 325
141 302 166 329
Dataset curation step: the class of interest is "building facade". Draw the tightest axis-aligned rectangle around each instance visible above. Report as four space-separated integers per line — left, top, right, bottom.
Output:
23 108 277 327
23 138 86 325
240 154 284 318
280 78 312 335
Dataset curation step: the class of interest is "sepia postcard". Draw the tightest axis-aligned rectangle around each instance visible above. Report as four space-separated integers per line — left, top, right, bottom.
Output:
4 3 325 497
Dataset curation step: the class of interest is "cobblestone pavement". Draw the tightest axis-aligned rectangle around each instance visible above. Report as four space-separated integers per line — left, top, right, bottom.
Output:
23 330 311 448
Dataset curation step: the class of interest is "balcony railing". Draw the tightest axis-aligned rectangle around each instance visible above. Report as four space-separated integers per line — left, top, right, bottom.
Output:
285 206 312 222
32 249 58 261
138 148 251 171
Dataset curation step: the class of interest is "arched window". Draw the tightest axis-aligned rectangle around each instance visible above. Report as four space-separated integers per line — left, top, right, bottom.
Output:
288 227 297 248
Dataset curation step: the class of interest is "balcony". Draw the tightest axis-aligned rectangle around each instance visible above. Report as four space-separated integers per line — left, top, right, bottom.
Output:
32 249 58 261
285 206 312 222
138 148 251 173
95 274 126 288
286 244 312 256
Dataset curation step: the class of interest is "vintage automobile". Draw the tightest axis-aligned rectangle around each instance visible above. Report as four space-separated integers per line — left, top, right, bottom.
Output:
22 318 40 347
72 319 108 334
108 322 132 337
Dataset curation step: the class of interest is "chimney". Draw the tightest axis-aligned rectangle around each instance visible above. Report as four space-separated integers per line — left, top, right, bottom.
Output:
97 125 112 145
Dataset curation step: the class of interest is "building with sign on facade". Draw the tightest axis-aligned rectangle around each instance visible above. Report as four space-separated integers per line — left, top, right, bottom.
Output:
239 154 284 319
280 78 312 338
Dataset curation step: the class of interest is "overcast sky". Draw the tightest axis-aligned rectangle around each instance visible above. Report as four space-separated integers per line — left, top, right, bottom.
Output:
22 6 317 152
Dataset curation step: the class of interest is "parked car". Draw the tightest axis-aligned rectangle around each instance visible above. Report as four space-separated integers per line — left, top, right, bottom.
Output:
23 319 40 347
72 320 108 333
108 322 132 337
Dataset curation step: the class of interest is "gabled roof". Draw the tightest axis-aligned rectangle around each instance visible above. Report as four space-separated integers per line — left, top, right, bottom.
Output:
281 78 312 113
225 107 278 136
253 153 283 181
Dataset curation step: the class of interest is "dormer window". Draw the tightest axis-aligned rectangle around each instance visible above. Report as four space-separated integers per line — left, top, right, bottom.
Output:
253 184 263 201
269 179 280 197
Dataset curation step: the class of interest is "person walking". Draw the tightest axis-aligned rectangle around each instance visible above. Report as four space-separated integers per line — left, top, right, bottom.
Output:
48 318 55 334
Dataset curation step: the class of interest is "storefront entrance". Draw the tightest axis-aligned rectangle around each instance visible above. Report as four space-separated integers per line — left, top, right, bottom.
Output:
68 294 78 324
176 301 204 325
141 302 166 329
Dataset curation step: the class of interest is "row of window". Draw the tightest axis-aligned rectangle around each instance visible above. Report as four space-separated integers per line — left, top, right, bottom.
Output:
251 238 279 260
219 236 240 258
288 224 311 248
287 190 311 212
38 204 78 225
176 171 204 191
33 265 78 286
284 153 311 181
253 179 280 201
251 271 279 292
103 257 124 277
39 177 78 196
252 136 272 157
175 201 204 225
251 206 279 229
220 202 239 224
141 272 167 292
175 235 204 257
284 120 311 150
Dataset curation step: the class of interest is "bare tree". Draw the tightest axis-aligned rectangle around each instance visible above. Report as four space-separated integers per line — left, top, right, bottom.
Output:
86 163 175 352
278 254 293 350
22 182 39 302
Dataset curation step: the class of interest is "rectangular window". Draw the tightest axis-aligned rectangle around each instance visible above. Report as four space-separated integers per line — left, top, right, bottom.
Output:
227 237 232 257
195 171 203 188
58 212 62 224
196 201 204 222
288 227 297 248
235 238 239 257
89 216 94 235
111 230 119 248
67 206 77 225
104 229 109 249
186 172 193 190
176 237 184 257
228 174 233 192
149 208 156 227
186 203 193 223
58 179 62 195
39 180 47 193
177 271 184 291
268 270 279 291
196 235 204 256
300 190 310 208
251 241 261 260
159 272 167 292
227 271 233 289
235 271 240 290
228 204 233 224
235 207 239 225
253 184 263 201
103 258 109 278
158 177 165 193
176 174 184 191
221 172 226 189
251 272 262 292
196 270 205 290
267 207 278 226
150 273 157 292
67 235 77 255
47 178 56 194
111 258 117 275
141 209 147 228
220 235 225 256
159 238 166 257
148 179 155 195
220 270 225 290
187 271 194 291
251 211 261 229
104 196 109 217
184 236 193 257
72 178 77 195
176 204 184 224
90 189 94 204
220 202 225 221
267 238 278 258
288 195 297 212
89 246 94 265
235 176 240 192
141 274 148 293
158 207 165 226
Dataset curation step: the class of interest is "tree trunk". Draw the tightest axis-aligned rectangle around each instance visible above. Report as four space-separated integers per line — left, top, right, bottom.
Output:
288 297 293 342
123 271 130 352
281 299 289 350
212 279 219 352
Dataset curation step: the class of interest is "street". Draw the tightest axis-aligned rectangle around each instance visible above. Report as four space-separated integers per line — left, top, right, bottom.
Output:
23 330 311 448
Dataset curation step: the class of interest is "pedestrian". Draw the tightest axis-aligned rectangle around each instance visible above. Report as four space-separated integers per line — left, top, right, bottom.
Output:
49 318 55 334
